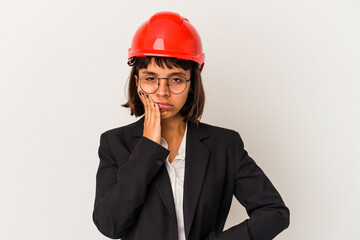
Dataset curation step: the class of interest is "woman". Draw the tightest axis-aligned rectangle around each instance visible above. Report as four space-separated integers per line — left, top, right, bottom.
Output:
92 11 290 240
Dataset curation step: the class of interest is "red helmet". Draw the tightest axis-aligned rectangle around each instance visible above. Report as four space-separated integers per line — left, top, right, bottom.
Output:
128 11 205 71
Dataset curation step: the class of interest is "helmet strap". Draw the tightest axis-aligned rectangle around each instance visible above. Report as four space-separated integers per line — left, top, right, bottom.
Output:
127 57 137 66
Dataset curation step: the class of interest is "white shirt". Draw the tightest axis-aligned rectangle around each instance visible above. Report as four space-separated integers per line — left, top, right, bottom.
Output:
160 122 187 240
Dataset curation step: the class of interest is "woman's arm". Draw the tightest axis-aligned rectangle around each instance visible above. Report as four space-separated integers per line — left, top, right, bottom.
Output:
206 131 290 240
92 131 170 239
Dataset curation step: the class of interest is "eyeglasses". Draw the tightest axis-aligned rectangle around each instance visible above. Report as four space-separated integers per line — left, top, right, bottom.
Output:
138 74 191 95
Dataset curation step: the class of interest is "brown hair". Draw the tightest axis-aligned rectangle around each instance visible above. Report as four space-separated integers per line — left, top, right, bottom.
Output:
121 56 205 126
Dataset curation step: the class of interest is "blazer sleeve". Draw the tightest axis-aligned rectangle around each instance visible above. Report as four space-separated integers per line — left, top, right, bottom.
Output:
205 131 290 240
92 132 170 239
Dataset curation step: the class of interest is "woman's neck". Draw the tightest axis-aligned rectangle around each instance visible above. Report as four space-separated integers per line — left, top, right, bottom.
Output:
161 116 186 141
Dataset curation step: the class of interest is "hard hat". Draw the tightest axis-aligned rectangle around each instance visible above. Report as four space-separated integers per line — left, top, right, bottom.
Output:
128 11 205 71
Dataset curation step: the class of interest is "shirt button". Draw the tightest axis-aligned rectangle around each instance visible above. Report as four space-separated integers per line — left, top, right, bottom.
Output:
156 160 162 166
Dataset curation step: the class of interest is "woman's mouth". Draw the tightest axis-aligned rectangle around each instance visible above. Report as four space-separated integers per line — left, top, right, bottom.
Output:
156 102 173 109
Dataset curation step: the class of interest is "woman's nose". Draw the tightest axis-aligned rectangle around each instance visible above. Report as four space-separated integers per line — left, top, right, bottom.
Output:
156 79 170 96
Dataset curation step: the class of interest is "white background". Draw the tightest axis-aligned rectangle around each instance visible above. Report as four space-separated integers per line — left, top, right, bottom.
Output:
1 0 359 239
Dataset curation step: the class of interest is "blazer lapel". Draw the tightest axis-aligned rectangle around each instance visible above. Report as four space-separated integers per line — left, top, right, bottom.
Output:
154 164 178 221
183 121 210 239
131 116 145 148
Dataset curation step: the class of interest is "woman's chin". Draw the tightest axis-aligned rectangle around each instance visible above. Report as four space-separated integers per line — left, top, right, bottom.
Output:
159 110 177 119
160 111 170 118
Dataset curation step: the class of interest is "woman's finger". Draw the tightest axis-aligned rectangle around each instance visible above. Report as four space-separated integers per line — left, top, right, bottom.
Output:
145 93 155 121
147 94 160 123
144 93 152 116
146 93 155 108
154 102 160 120
139 91 149 117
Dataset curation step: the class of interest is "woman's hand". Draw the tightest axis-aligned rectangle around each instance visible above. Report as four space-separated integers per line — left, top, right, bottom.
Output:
138 91 161 145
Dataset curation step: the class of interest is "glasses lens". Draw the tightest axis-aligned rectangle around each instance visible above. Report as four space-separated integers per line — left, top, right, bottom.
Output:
168 76 187 94
140 75 158 93
139 75 188 94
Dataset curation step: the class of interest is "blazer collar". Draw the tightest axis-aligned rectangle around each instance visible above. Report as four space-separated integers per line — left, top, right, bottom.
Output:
131 116 210 239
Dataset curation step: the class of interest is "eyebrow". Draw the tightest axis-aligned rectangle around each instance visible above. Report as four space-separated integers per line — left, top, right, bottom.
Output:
142 70 187 77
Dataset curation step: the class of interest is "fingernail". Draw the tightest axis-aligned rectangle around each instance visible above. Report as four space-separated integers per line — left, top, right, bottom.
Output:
146 95 149 98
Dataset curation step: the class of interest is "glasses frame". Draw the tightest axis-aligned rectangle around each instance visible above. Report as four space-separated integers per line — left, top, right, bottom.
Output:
138 75 191 95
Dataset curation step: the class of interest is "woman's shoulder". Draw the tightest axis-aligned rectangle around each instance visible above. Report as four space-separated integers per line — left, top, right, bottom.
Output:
197 121 244 150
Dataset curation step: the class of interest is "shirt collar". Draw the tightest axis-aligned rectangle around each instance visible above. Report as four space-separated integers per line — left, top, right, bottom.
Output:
177 122 187 158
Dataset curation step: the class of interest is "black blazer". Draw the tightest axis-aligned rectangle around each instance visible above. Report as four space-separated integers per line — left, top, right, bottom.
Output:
92 116 290 240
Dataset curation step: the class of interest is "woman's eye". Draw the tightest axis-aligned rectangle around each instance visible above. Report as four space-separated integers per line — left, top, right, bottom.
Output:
171 78 183 82
145 77 156 81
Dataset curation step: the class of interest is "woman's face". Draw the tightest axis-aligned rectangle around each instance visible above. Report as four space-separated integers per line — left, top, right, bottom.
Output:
135 58 191 121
